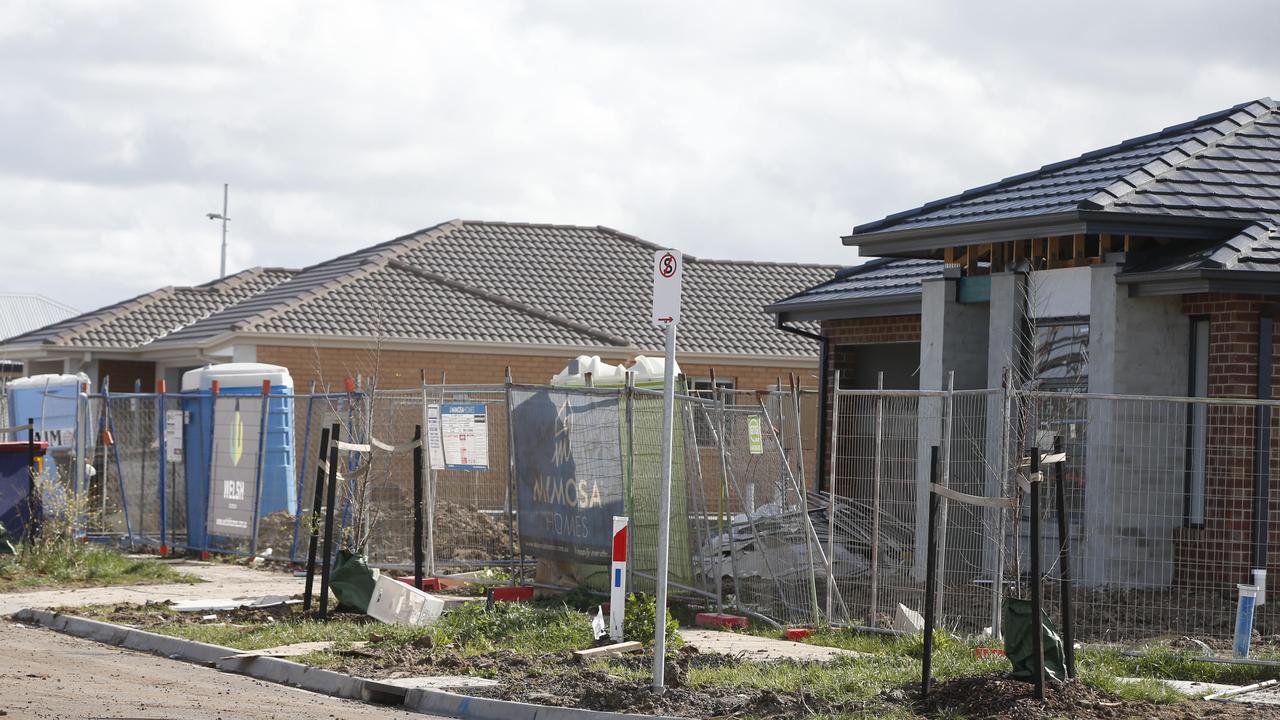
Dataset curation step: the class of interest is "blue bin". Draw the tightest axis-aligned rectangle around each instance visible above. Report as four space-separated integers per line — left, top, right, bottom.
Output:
181 363 296 549
0 441 48 540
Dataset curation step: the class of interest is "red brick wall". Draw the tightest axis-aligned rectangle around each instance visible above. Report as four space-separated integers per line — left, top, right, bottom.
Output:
256 344 814 394
257 344 821 508
1175 293 1280 587
817 316 921 489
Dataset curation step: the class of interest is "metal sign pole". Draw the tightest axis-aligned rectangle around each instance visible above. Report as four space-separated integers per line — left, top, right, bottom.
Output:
651 319 677 690
649 248 682 692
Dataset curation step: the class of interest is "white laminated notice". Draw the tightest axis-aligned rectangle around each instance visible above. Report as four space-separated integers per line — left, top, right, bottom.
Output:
425 404 446 470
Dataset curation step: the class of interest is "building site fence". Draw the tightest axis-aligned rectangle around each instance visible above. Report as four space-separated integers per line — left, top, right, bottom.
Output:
11 379 828 626
15 371 1274 644
830 377 1280 647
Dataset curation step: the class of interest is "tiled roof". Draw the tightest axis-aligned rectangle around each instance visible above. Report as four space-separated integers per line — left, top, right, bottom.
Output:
147 221 838 357
1125 222 1280 273
0 293 77 341
3 267 296 349
768 258 941 314
853 98 1280 236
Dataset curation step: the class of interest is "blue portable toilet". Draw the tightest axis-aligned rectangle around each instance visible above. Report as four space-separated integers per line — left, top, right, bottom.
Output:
6 373 88 451
181 363 295 549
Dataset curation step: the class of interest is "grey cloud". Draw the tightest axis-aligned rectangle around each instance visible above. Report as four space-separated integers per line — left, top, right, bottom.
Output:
1 0 1278 310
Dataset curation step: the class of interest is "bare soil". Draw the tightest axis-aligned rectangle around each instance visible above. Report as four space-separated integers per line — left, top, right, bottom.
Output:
57 603 1280 719
336 645 840 718
914 675 1277 720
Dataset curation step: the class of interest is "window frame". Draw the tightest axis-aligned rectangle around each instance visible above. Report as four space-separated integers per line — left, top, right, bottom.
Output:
1184 315 1210 528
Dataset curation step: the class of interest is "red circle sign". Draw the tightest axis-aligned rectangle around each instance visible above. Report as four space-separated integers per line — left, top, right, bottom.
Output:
659 252 678 278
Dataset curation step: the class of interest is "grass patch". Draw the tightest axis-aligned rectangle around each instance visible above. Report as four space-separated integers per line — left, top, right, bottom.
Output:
747 625 1280 705
0 541 200 592
73 598 596 655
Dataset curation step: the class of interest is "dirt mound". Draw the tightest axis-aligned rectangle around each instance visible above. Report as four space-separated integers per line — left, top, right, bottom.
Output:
915 674 1273 720
433 500 511 561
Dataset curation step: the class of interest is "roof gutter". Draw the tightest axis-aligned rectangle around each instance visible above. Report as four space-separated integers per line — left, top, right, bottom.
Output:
845 210 1244 257
775 317 831 492
767 293 924 324
1118 268 1280 297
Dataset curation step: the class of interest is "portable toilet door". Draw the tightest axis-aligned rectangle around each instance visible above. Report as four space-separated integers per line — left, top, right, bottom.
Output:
5 373 88 452
181 363 296 551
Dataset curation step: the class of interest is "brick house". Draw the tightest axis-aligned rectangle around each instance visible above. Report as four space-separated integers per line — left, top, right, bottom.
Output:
770 98 1280 590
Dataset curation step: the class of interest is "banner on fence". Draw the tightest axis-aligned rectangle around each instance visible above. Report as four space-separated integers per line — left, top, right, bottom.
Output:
511 388 625 563
208 396 262 538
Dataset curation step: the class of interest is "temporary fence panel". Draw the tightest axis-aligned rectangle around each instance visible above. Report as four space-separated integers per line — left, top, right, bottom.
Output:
1020 390 1280 645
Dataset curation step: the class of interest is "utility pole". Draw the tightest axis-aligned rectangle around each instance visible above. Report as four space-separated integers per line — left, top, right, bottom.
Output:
207 183 230 278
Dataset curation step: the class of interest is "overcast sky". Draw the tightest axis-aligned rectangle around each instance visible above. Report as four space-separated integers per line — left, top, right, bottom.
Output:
4 1 1279 310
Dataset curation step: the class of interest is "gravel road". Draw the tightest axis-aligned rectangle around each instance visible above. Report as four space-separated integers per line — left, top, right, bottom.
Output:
0 621 435 720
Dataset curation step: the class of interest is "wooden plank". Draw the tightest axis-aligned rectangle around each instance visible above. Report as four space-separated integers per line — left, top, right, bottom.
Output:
966 244 979 274
991 242 1004 273
944 247 956 264
1098 232 1112 257
1047 237 1061 268
1123 234 1132 252
1072 233 1085 263
1013 239 1026 266
574 641 644 662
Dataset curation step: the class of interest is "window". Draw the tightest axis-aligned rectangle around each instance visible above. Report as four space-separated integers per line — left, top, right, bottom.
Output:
1185 317 1209 527
688 377 734 447
1035 319 1089 392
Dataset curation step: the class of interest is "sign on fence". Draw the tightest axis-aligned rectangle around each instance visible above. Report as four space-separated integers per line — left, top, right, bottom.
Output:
439 403 489 471
510 388 625 563
425 404 446 470
208 396 261 538
747 415 764 455
164 410 184 462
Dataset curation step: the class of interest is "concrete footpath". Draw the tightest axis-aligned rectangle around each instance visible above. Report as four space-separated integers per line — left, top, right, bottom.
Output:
0 559 305 613
678 628 863 662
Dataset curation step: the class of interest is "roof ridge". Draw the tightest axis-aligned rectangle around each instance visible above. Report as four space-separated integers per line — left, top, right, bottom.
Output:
0 292 77 313
687 257 842 270
386 259 634 347
1079 98 1280 210
851 97 1275 235
1207 222 1276 269
48 286 178 345
228 221 464 333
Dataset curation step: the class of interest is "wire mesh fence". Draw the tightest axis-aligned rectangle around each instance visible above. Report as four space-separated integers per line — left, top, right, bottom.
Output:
830 381 1280 646
12 370 1279 645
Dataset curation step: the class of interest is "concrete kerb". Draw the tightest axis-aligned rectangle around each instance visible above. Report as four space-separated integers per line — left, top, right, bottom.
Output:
13 608 688 720
13 608 364 699
405 688 687 720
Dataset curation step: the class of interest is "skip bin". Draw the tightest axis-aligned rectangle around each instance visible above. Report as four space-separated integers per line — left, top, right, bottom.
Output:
0 440 48 540
181 363 296 549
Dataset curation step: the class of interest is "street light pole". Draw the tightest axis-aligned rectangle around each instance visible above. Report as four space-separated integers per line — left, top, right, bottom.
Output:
207 183 230 278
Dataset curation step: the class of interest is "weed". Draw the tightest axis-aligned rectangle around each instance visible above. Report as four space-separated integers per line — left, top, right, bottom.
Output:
622 592 680 647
